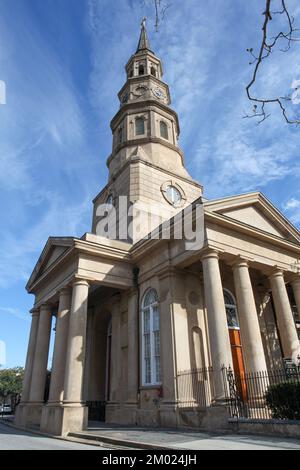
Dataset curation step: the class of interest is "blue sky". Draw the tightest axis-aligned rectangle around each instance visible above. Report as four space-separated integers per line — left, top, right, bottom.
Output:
1 0 300 368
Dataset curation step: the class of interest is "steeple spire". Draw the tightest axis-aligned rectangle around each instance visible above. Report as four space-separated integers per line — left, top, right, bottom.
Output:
136 17 152 53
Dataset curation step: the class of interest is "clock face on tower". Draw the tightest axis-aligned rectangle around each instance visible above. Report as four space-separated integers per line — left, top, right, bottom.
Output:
153 87 165 100
132 85 148 97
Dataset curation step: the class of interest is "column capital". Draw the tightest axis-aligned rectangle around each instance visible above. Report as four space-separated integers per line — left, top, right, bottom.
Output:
200 247 220 262
30 307 39 317
291 277 300 287
58 286 72 296
39 303 52 314
72 278 89 288
229 255 253 269
268 267 285 280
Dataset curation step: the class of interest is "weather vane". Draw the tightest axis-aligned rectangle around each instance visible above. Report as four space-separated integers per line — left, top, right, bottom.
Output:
141 17 146 28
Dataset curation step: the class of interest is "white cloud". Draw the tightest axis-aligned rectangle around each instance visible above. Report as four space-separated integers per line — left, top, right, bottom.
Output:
283 197 300 225
0 194 91 288
0 307 29 323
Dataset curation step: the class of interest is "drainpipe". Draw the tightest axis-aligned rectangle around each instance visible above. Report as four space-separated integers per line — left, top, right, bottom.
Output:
133 267 140 409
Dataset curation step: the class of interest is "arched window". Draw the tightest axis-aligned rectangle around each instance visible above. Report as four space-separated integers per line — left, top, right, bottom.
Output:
129 69 133 78
138 64 144 76
141 288 161 385
135 117 145 135
118 127 123 144
150 66 156 77
223 289 239 329
160 121 168 140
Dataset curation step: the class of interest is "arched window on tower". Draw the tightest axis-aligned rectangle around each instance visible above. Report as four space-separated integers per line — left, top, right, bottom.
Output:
160 121 168 140
135 117 145 136
141 288 161 385
138 64 145 76
129 68 133 78
150 66 156 77
118 127 123 144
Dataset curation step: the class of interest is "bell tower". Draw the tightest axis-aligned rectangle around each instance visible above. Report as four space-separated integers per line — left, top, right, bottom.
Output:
92 19 202 237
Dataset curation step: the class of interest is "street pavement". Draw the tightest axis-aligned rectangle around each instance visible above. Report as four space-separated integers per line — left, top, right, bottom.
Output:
0 421 106 450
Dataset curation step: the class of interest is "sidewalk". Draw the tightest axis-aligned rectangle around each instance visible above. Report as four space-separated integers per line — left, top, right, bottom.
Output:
69 422 300 450
3 417 300 450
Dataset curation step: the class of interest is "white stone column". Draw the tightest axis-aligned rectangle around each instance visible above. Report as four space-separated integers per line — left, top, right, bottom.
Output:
20 308 40 403
109 296 121 403
63 279 89 404
48 288 72 403
269 269 300 361
201 249 233 401
232 259 267 372
126 289 138 405
29 304 52 403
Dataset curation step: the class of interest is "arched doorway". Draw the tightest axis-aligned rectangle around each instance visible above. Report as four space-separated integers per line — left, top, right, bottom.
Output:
223 289 247 399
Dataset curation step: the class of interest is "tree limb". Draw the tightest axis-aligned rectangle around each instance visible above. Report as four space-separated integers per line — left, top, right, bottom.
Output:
245 0 300 125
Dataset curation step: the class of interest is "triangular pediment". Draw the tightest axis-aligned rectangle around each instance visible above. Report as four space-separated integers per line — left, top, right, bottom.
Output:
26 237 74 290
204 192 300 243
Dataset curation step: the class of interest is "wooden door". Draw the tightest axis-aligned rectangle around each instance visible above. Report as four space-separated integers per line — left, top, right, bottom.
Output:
229 329 247 400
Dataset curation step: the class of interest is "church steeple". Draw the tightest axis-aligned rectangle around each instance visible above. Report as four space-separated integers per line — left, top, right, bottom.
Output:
92 21 202 236
136 18 152 53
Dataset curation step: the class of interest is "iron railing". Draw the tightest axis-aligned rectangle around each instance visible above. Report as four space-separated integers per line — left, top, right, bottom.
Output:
176 367 215 408
86 400 106 421
223 364 300 420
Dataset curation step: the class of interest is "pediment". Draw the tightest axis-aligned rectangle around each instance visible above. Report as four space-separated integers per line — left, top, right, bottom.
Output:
204 192 300 243
26 237 74 290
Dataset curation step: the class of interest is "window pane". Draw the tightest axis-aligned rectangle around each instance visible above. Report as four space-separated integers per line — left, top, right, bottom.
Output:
153 306 159 331
144 333 150 357
155 356 161 383
160 121 168 139
135 117 145 135
153 330 160 356
226 307 239 328
143 309 150 333
145 357 151 383
153 305 161 383
166 185 181 205
143 289 158 308
141 289 160 385
223 290 235 306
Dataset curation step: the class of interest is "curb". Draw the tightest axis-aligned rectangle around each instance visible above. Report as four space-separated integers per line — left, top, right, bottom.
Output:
68 431 178 450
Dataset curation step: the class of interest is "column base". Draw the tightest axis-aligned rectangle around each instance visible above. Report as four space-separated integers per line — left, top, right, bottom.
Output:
122 401 138 425
105 401 121 424
14 402 43 428
40 403 88 436
14 403 27 427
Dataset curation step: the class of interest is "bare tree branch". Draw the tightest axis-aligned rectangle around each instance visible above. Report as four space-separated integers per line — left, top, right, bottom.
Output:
245 0 300 125
153 0 171 31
